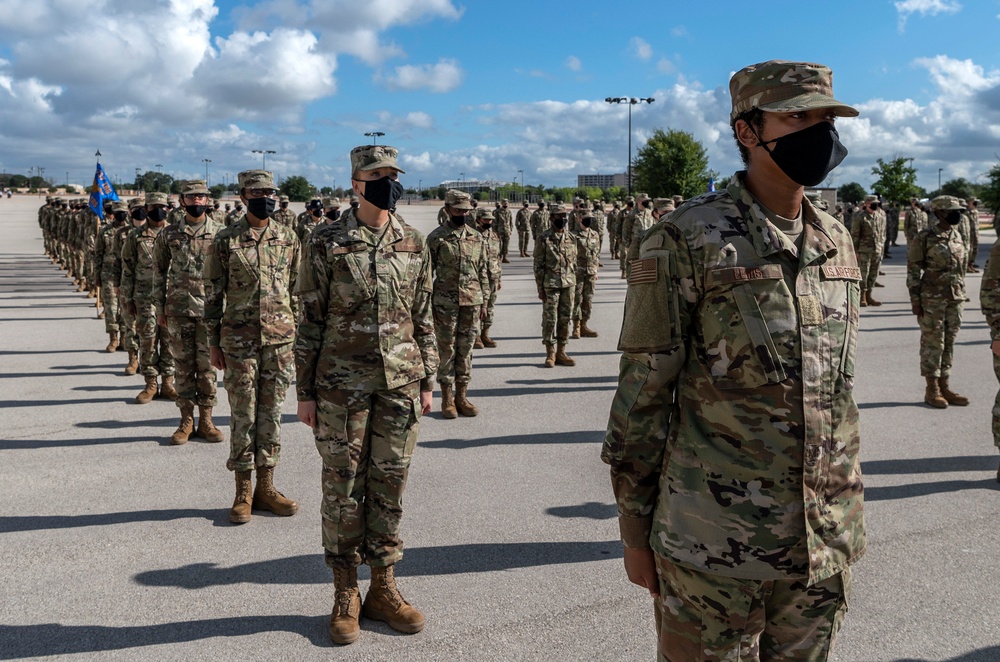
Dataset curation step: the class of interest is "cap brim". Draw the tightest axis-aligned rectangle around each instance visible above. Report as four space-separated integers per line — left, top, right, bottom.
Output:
448 201 473 211
359 160 406 175
759 93 859 117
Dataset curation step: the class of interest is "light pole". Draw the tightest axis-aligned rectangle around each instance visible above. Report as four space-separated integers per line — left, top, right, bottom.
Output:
517 169 524 202
202 158 212 186
605 96 654 196
938 168 943 191
252 149 276 169
459 172 464 191
364 131 385 145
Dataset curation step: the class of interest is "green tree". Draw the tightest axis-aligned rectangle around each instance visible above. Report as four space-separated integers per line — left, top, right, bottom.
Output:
280 175 315 202
938 177 975 201
209 184 226 200
837 182 866 204
633 128 716 199
137 171 173 193
870 157 919 204
979 162 1000 214
319 186 334 196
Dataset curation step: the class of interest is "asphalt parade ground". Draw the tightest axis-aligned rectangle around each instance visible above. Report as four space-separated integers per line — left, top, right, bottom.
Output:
2 194 1000 661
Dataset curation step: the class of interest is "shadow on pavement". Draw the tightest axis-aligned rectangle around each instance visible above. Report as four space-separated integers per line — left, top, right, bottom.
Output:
0 616 329 659
0 508 228 533
507 375 617 385
863 455 997 475
857 401 925 410
545 502 617 520
896 645 1000 661
420 429 602 449
865 478 998 501
469 384 617 398
0 397 125 408
132 540 621 589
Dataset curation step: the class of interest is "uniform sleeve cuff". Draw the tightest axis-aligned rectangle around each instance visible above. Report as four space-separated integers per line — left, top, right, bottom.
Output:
618 515 653 549
420 377 434 392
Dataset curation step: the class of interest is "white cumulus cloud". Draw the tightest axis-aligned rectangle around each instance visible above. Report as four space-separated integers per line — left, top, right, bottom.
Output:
381 58 464 93
895 0 962 31
630 37 652 61
565 56 582 72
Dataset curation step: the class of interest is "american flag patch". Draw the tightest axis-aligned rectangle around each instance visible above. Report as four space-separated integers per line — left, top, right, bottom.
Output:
629 257 658 285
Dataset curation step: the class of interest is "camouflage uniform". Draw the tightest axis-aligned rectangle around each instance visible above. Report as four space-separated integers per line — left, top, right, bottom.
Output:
427 198 490 390
478 212 502 341
274 196 297 229
95 203 127 340
121 212 174 380
907 200 967 380
533 215 577 347
204 180 299 474
515 202 531 256
849 198 885 300
296 206 438 568
495 200 513 261
966 201 980 270
607 203 622 259
903 200 928 243
572 224 600 329
980 241 1000 452
529 204 550 241
618 202 638 274
225 204 244 226
623 200 656 272
591 202 606 254
113 204 144 357
153 207 225 416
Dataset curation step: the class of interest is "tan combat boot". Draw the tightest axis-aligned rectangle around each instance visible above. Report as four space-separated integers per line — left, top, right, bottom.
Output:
329 566 361 645
571 320 581 339
124 350 139 376
620 269 626 279
135 375 158 404
555 344 576 367
473 335 484 349
938 377 969 406
866 291 882 306
160 375 179 401
454 383 479 417
924 376 948 409
76 278 87 293
230 470 253 524
196 406 225 442
87 286 96 299
363 565 425 634
105 332 119 353
170 401 195 445
440 384 458 419
544 344 556 368
502 256 510 264
98 310 105 319
860 290 869 307
252 466 299 516
580 321 599 338
480 327 497 348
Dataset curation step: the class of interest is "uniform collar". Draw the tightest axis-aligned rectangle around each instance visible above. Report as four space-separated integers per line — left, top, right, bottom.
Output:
342 209 404 246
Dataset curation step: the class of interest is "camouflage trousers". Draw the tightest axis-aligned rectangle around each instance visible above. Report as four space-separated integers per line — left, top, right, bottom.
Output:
542 286 573 345
619 241 628 272
118 294 139 352
483 278 499 329
655 556 851 662
137 302 175 378
99 278 119 334
573 273 595 322
498 232 510 259
166 316 217 408
857 251 881 291
433 303 479 386
610 229 620 257
970 220 980 266
993 353 1000 449
918 298 963 378
518 229 530 255
314 382 420 568
223 342 294 472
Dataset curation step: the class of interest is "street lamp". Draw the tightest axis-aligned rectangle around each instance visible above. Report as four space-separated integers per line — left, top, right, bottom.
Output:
202 158 211 186
252 149 276 169
364 131 385 145
135 168 142 193
938 168 943 191
605 96 655 196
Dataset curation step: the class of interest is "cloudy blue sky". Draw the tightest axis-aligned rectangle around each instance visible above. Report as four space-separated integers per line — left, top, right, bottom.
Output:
0 0 998 193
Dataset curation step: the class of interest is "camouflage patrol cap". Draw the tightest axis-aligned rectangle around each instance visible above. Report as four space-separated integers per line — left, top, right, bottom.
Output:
181 179 210 195
652 197 675 213
45 195 52 202
479 209 494 220
350 144 405 174
864 194 878 204
146 192 168 206
625 196 635 203
613 200 620 207
501 198 509 204
444 189 473 211
111 200 128 212
957 198 966 206
224 203 231 209
522 200 529 206
323 197 341 209
279 194 289 202
237 170 275 190
806 191 829 211
128 197 144 209
672 194 683 205
931 195 962 212
729 60 859 124
549 203 567 215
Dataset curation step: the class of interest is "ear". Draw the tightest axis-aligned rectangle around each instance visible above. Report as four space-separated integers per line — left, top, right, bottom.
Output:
351 179 363 196
734 118 759 151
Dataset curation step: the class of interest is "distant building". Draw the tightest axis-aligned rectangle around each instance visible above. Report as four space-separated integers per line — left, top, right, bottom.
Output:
438 179 509 194
577 173 629 189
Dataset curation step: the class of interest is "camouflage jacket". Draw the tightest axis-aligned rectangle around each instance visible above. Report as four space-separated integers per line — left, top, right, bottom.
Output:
120 223 167 303
297 214 323 244
622 208 653 248
426 220 490 307
204 216 300 353
850 210 884 253
111 224 139 288
533 228 578 290
225 209 244 226
574 227 600 276
606 208 622 236
168 207 186 226
152 217 225 318
529 209 550 239
515 207 530 231
495 207 513 235
592 209 606 237
980 242 1000 341
481 227 502 285
273 207 297 229
906 223 966 304
603 173 865 586
436 206 449 226
903 207 928 241
295 211 438 396
95 222 123 281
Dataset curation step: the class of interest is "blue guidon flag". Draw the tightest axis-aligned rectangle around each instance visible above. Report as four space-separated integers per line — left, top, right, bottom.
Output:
89 162 119 219
708 177 716 192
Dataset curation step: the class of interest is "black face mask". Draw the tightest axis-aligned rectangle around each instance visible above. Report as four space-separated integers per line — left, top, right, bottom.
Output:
280 203 289 209
148 208 168 223
131 208 147 222
325 210 340 221
945 210 962 225
581 218 593 228
756 121 848 187
552 216 567 230
451 214 468 226
359 176 404 210
247 197 276 220
113 211 128 223
480 223 493 231
185 204 209 218
311 208 324 218
641 200 652 209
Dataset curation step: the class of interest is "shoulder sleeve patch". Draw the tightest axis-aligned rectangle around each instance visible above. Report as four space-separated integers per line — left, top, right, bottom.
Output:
618 252 682 353
821 265 861 281
628 257 658 285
